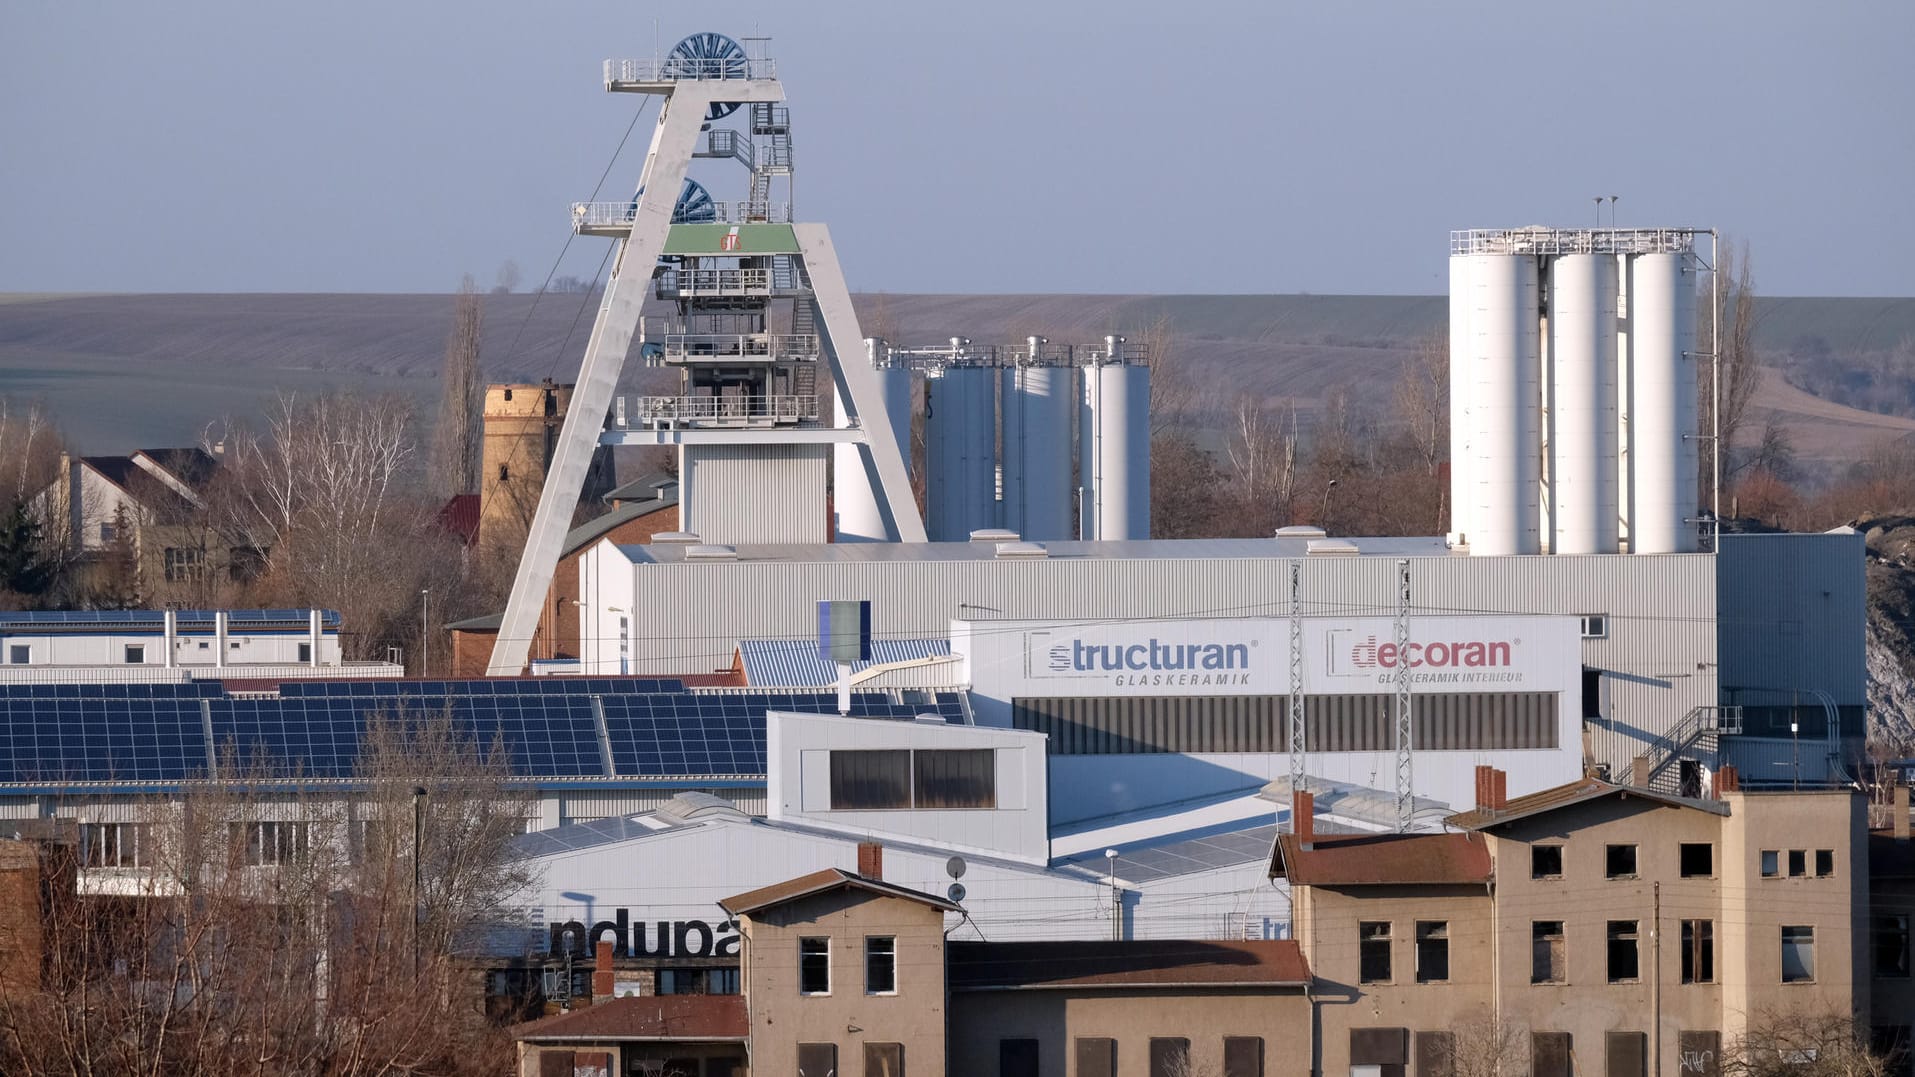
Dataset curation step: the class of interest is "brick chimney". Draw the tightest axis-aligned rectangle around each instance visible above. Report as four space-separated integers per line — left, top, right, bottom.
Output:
591 938 615 1002
1293 789 1314 850
1716 765 1740 795
1475 766 1508 811
857 841 884 880
1895 783 1910 841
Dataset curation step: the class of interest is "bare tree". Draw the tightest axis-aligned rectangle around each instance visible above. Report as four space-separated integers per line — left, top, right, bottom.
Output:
1139 313 1196 437
1447 1008 1525 1077
1394 328 1449 477
1699 237 1762 511
493 260 522 296
432 277 485 497
1224 393 1299 535
1721 1007 1900 1077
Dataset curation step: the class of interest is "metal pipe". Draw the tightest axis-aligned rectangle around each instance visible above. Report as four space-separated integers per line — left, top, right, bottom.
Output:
1711 229 1720 548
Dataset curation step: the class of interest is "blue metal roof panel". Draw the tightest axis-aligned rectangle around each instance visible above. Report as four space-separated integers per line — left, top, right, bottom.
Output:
737 638 951 687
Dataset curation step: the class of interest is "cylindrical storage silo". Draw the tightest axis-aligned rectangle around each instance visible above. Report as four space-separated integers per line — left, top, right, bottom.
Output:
1000 367 1025 535
1011 364 1074 541
1448 255 1477 545
833 345 914 543
1467 254 1543 556
1080 360 1151 541
1549 253 1621 555
1629 251 1700 553
925 367 996 541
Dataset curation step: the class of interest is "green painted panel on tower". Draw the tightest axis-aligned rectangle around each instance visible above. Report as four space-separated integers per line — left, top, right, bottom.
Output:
663 224 799 255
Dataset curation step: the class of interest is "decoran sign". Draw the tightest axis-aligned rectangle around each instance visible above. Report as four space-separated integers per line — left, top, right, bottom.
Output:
1313 617 1574 690
549 910 740 959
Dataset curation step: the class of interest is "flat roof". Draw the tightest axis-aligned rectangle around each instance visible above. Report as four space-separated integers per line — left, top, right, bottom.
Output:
617 535 1453 566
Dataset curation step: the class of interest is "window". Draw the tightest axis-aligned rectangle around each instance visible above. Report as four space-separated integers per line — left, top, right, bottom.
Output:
1532 921 1566 983
1874 914 1911 979
1532 845 1564 879
81 822 152 868
1149 1039 1191 1077
657 968 740 995
1761 850 1780 877
124 644 145 664
1580 614 1609 639
1781 925 1816 983
799 937 830 995
498 464 510 481
1582 668 1605 720
1076 1038 1116 1077
864 1042 904 1077
828 749 997 810
1533 1033 1573 1077
1678 1033 1721 1077
1606 844 1638 878
1788 850 1807 877
1000 1039 1041 1077
229 821 308 866
865 935 897 994
1682 920 1715 984
797 1044 837 1077
162 546 204 582
1606 1031 1647 1077
1816 850 1834 877
1415 1032 1455 1077
297 642 313 663
1224 1037 1265 1077
1680 843 1714 878
7 644 29 665
1608 921 1641 982
1416 922 1450 983
228 546 265 582
99 521 117 543
1359 921 1393 983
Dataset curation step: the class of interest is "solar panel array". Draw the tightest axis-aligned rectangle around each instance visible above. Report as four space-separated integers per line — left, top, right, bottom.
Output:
0 679 966 785
0 609 342 631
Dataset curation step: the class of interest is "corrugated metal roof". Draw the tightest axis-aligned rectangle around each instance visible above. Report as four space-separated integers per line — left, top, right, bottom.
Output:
1271 831 1493 887
624 535 1452 566
1444 777 1729 831
513 994 746 1042
1055 822 1281 883
737 638 951 687
948 939 1310 990
719 868 962 916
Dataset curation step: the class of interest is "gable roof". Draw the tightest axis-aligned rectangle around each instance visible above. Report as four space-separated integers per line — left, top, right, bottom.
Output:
1445 777 1730 831
564 498 676 559
512 994 745 1043
719 867 962 917
1270 831 1493 887
949 939 1310 991
133 448 220 491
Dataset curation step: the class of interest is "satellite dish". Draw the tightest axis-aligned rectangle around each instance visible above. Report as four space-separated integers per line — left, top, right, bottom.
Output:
945 855 967 880
947 882 967 904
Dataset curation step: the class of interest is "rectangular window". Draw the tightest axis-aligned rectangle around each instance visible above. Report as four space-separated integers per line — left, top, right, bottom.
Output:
1415 1032 1455 1077
1533 1033 1573 1077
912 749 996 808
1606 844 1638 879
1532 921 1566 983
1608 921 1641 982
799 937 830 995
1678 1033 1721 1077
864 1042 904 1077
1815 850 1834 877
99 522 116 543
1874 914 1911 979
1000 1039 1041 1077
1788 850 1807 877
228 821 308 866
1532 845 1564 879
1076 1038 1116 1077
1224 1037 1265 1077
797 1044 837 1077
1149 1039 1191 1077
1359 921 1393 983
5 645 26 665
1606 1031 1646 1077
1781 925 1815 983
228 546 265 582
657 968 741 995
297 642 313 663
81 822 152 868
830 750 911 810
1580 614 1609 639
124 644 145 664
1761 850 1780 877
162 546 204 582
865 935 897 994
1681 920 1715 984
1415 922 1449 983
1680 843 1714 878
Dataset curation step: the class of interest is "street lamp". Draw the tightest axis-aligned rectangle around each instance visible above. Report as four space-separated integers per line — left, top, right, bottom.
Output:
412 785 427 979
1317 479 1339 529
419 589 430 677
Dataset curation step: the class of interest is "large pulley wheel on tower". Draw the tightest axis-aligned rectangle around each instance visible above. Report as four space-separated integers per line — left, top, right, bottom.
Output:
627 178 719 225
670 32 747 121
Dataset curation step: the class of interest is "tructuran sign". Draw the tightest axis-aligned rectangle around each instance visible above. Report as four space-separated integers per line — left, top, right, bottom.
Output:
548 909 740 959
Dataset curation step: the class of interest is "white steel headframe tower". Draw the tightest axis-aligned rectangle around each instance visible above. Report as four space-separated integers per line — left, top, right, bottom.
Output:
487 37 925 676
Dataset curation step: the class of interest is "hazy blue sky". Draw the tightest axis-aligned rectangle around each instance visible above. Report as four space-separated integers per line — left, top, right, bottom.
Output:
2 1 1908 296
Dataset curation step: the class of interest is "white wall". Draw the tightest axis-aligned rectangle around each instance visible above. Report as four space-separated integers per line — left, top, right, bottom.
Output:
1 627 342 667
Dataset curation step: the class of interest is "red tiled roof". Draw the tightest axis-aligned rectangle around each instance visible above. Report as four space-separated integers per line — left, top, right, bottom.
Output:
719 868 961 917
436 494 481 545
1271 831 1493 887
513 995 746 1042
1445 777 1728 831
949 940 1310 991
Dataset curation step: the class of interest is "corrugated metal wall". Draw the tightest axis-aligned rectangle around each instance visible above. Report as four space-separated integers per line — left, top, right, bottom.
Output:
1014 693 1557 754
1716 533 1867 707
681 444 828 545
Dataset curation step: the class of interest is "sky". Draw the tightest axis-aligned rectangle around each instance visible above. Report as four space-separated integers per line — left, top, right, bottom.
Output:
1 1 1909 297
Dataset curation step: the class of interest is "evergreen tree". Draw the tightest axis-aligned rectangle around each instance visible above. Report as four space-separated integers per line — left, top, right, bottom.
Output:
0 502 52 598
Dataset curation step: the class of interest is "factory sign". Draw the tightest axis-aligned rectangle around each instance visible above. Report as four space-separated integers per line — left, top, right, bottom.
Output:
1018 620 1277 694
1312 617 1577 691
548 909 741 959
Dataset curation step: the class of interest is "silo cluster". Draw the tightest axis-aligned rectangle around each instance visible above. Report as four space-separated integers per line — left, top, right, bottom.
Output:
836 337 1150 544
1449 229 1701 556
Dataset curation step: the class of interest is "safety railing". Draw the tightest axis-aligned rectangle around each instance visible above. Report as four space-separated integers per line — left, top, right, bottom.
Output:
1637 705 1743 785
603 57 776 85
1451 228 1699 257
656 268 775 297
612 394 819 427
571 201 793 231
658 333 819 360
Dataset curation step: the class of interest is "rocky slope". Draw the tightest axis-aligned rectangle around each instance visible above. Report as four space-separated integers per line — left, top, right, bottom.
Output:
1860 513 1915 752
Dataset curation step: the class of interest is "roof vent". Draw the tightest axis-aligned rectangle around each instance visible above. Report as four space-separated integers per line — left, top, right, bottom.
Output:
1306 538 1360 557
651 531 701 545
914 712 949 724
995 541 1048 559
684 544 738 561
969 529 1020 542
1275 525 1327 539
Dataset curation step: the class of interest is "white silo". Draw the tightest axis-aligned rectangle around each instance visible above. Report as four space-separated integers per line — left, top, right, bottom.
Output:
1080 341 1151 541
833 340 914 543
1465 254 1542 556
926 363 997 541
1000 364 1025 536
1011 361 1075 541
1628 251 1700 553
1549 253 1621 555
1447 255 1476 546
1615 255 1634 552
